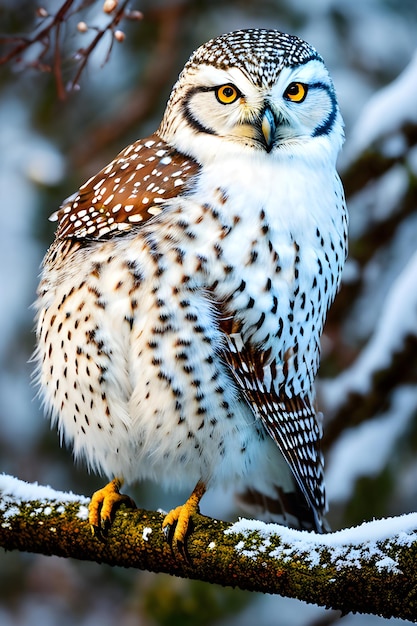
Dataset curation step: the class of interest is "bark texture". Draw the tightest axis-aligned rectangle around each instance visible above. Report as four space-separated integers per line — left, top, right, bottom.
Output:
0 482 416 621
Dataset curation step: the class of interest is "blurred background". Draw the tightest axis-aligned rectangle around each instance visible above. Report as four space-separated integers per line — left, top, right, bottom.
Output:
1 0 417 624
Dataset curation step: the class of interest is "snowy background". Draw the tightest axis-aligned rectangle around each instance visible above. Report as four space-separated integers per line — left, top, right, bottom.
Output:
1 0 417 624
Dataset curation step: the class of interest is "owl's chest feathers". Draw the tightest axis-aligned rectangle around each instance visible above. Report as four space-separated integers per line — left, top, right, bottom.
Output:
149 154 344 356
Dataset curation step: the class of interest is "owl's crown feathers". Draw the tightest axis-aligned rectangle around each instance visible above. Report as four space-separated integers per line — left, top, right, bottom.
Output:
184 29 322 87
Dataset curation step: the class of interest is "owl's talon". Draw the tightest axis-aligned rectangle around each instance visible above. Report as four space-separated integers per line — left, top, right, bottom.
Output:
162 518 192 563
162 522 173 543
161 481 206 549
91 523 107 542
100 517 111 537
89 478 136 537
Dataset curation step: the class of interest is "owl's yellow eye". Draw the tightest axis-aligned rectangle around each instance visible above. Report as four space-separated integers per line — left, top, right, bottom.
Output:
215 84 240 104
284 82 308 103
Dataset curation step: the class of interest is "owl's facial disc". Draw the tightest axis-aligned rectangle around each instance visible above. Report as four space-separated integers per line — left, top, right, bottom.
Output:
174 60 340 154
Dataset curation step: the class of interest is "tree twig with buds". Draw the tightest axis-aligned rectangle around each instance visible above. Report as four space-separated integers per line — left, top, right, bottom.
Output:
0 0 143 99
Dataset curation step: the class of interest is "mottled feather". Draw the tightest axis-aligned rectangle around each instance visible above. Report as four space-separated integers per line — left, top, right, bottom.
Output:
51 134 199 241
221 327 326 529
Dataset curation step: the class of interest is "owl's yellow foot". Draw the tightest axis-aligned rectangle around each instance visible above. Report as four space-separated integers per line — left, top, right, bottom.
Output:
89 478 136 537
162 481 206 548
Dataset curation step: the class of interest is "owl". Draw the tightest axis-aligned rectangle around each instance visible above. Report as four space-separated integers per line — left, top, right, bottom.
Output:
35 29 348 544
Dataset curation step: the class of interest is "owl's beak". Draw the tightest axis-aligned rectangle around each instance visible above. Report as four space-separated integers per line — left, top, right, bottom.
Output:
260 106 277 152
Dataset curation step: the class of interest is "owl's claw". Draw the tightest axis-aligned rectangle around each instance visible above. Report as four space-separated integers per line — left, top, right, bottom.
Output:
162 480 206 551
162 521 191 561
162 519 174 543
162 507 194 561
89 477 136 538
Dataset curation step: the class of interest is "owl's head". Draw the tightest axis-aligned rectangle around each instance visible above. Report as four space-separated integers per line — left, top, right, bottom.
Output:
159 29 344 164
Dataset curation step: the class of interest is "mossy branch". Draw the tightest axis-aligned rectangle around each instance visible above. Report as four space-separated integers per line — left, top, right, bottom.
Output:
1 476 417 621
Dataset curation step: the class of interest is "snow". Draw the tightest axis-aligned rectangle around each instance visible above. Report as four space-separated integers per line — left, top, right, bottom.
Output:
230 513 417 548
0 474 90 526
345 164 408 241
142 527 152 541
345 49 417 161
369 165 408 222
375 556 398 573
225 513 417 573
342 209 417 345
325 386 417 502
0 473 89 505
321 250 417 411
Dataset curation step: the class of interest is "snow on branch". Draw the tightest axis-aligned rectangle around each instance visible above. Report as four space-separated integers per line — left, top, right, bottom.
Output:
322 250 417 414
344 49 417 164
0 474 417 621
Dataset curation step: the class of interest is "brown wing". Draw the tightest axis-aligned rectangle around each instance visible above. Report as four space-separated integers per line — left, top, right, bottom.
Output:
222 327 327 532
51 133 200 241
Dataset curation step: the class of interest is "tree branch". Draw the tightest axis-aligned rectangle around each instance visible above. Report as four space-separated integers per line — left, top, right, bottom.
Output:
1 475 417 620
0 1 143 98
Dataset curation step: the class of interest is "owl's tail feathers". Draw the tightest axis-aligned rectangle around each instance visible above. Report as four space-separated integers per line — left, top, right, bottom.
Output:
235 485 330 534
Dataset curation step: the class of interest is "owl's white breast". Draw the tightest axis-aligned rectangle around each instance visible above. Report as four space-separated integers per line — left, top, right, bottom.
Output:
169 143 347 397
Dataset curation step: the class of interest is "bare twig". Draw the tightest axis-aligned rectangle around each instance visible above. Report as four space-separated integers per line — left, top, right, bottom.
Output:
70 0 130 90
0 0 143 99
0 0 76 66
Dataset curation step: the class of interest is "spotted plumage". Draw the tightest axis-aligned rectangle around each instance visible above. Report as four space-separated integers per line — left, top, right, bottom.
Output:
51 135 199 240
35 29 348 538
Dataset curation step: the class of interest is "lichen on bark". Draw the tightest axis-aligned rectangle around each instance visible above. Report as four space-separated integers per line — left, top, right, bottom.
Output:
1 477 417 621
